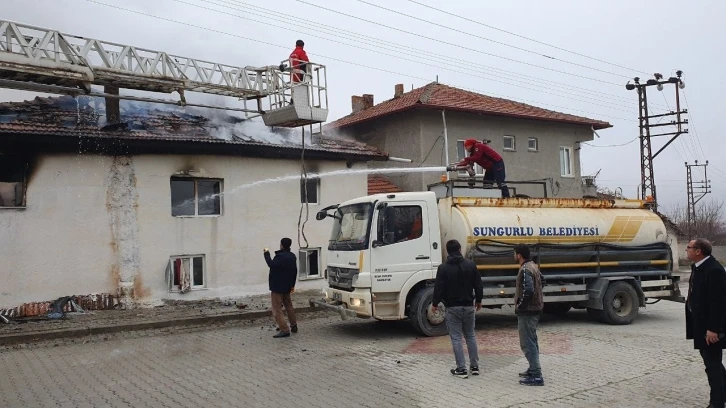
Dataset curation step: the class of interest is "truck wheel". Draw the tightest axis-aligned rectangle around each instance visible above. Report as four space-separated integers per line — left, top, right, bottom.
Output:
543 303 571 315
410 286 448 337
601 281 639 325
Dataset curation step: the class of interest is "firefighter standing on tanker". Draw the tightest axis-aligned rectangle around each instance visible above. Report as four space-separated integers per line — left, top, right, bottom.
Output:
457 138 510 198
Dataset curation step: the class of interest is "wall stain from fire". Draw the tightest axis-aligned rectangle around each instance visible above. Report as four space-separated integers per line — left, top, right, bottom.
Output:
106 155 145 307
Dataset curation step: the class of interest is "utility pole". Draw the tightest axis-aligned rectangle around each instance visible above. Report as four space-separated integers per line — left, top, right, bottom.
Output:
626 71 688 211
685 160 711 239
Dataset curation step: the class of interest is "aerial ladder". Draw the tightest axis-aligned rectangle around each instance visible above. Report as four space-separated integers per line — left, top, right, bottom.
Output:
0 19 328 127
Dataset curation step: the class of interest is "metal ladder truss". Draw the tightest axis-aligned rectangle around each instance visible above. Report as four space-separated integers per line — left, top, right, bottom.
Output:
0 19 328 126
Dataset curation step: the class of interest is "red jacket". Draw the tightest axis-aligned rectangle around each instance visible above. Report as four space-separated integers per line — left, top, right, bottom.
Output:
462 142 502 170
289 46 309 82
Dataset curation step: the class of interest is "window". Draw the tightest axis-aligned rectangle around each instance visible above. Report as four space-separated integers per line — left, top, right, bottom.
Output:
167 255 205 293
300 177 320 204
528 137 538 152
379 205 424 245
0 155 28 208
503 136 516 151
299 248 322 279
170 178 221 216
560 146 574 177
455 140 484 176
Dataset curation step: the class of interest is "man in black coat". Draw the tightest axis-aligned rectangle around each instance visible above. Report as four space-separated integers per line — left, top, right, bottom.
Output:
686 237 726 407
264 237 298 338
432 239 483 379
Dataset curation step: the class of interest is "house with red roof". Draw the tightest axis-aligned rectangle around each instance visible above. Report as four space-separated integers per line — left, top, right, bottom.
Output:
327 82 612 198
0 95 389 313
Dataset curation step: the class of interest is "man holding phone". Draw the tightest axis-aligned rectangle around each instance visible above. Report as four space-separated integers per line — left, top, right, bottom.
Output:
685 238 726 407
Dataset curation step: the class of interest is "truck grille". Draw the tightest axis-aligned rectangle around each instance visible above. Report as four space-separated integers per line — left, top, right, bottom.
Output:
327 267 358 291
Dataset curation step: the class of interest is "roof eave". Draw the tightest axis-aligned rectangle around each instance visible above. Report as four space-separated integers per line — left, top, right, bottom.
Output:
325 103 612 131
0 132 389 162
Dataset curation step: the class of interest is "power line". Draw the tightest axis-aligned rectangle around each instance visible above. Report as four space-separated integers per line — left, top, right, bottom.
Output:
295 0 622 86
681 87 708 160
357 0 631 78
181 0 636 113
81 0 630 122
202 0 647 108
404 0 649 75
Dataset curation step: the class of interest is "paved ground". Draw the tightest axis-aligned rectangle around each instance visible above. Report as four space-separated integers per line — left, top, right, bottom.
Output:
0 295 712 408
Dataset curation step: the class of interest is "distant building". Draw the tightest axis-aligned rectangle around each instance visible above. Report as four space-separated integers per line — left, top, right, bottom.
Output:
325 82 612 198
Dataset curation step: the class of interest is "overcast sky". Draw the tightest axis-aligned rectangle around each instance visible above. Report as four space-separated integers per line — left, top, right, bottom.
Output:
4 0 725 213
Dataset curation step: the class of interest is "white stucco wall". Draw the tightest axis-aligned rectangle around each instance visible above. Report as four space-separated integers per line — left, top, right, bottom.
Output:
0 153 368 308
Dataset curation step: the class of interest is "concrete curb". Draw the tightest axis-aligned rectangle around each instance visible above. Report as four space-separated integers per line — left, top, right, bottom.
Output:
0 306 316 346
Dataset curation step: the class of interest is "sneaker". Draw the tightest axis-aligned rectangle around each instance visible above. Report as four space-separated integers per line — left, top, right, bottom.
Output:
519 370 533 378
519 376 544 386
470 366 479 376
291 324 298 333
450 368 468 379
273 331 290 338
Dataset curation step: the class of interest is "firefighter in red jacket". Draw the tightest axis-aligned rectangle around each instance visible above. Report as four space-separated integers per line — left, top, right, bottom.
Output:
457 138 510 198
289 40 309 83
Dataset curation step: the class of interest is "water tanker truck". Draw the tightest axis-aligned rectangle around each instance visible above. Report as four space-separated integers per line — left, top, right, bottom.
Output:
310 179 684 336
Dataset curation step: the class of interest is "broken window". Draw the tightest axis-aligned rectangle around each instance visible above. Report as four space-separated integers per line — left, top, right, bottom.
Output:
300 177 320 204
299 248 322 279
170 177 222 216
166 255 205 293
0 154 28 208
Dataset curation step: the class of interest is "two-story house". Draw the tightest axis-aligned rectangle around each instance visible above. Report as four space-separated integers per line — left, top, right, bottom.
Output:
326 82 612 198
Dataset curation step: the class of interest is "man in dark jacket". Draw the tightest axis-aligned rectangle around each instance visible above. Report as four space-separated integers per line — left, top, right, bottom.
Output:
264 237 298 338
513 244 544 386
432 239 483 378
685 238 726 407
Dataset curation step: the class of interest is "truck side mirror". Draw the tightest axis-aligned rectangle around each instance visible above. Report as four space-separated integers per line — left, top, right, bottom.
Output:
315 211 327 220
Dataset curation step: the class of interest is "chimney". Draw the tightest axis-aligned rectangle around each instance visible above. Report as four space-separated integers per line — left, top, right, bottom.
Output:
394 84 404 98
104 86 120 124
362 94 374 110
352 95 365 114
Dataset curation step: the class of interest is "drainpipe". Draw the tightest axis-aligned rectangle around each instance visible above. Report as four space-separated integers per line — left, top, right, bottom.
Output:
388 156 412 163
442 110 450 178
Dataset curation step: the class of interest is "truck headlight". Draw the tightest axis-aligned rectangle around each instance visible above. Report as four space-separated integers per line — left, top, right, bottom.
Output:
350 298 365 307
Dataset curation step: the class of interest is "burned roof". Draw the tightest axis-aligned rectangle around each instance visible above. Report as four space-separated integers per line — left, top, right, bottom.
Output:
0 95 387 161
325 82 612 131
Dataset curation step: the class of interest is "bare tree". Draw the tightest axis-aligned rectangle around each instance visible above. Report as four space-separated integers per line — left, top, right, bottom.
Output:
665 199 726 244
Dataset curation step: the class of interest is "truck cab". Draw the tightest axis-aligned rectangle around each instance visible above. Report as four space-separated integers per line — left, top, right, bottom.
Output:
315 192 444 333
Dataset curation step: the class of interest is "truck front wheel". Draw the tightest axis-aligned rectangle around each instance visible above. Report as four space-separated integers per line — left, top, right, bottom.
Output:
410 286 448 337
600 281 639 325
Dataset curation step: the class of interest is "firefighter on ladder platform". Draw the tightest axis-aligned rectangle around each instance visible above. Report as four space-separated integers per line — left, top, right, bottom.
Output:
289 40 309 83
448 138 510 198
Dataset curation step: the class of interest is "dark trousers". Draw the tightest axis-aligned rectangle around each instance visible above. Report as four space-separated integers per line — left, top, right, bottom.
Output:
484 161 510 198
699 348 726 406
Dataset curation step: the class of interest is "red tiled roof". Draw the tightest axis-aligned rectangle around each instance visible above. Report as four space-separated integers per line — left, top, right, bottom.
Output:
368 174 403 195
326 82 612 130
0 96 387 159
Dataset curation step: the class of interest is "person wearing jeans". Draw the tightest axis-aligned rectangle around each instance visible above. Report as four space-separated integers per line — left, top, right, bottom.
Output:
513 244 544 386
432 239 483 379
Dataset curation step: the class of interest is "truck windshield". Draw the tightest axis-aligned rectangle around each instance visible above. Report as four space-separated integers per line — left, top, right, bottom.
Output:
328 203 373 251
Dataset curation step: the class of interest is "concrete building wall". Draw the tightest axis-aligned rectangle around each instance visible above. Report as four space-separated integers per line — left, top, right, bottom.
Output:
346 109 596 197
0 153 367 308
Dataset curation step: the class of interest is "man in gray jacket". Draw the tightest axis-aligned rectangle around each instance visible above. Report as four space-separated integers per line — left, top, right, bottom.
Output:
514 244 544 386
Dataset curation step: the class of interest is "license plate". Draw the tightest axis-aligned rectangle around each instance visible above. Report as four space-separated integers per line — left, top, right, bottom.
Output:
332 292 342 301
